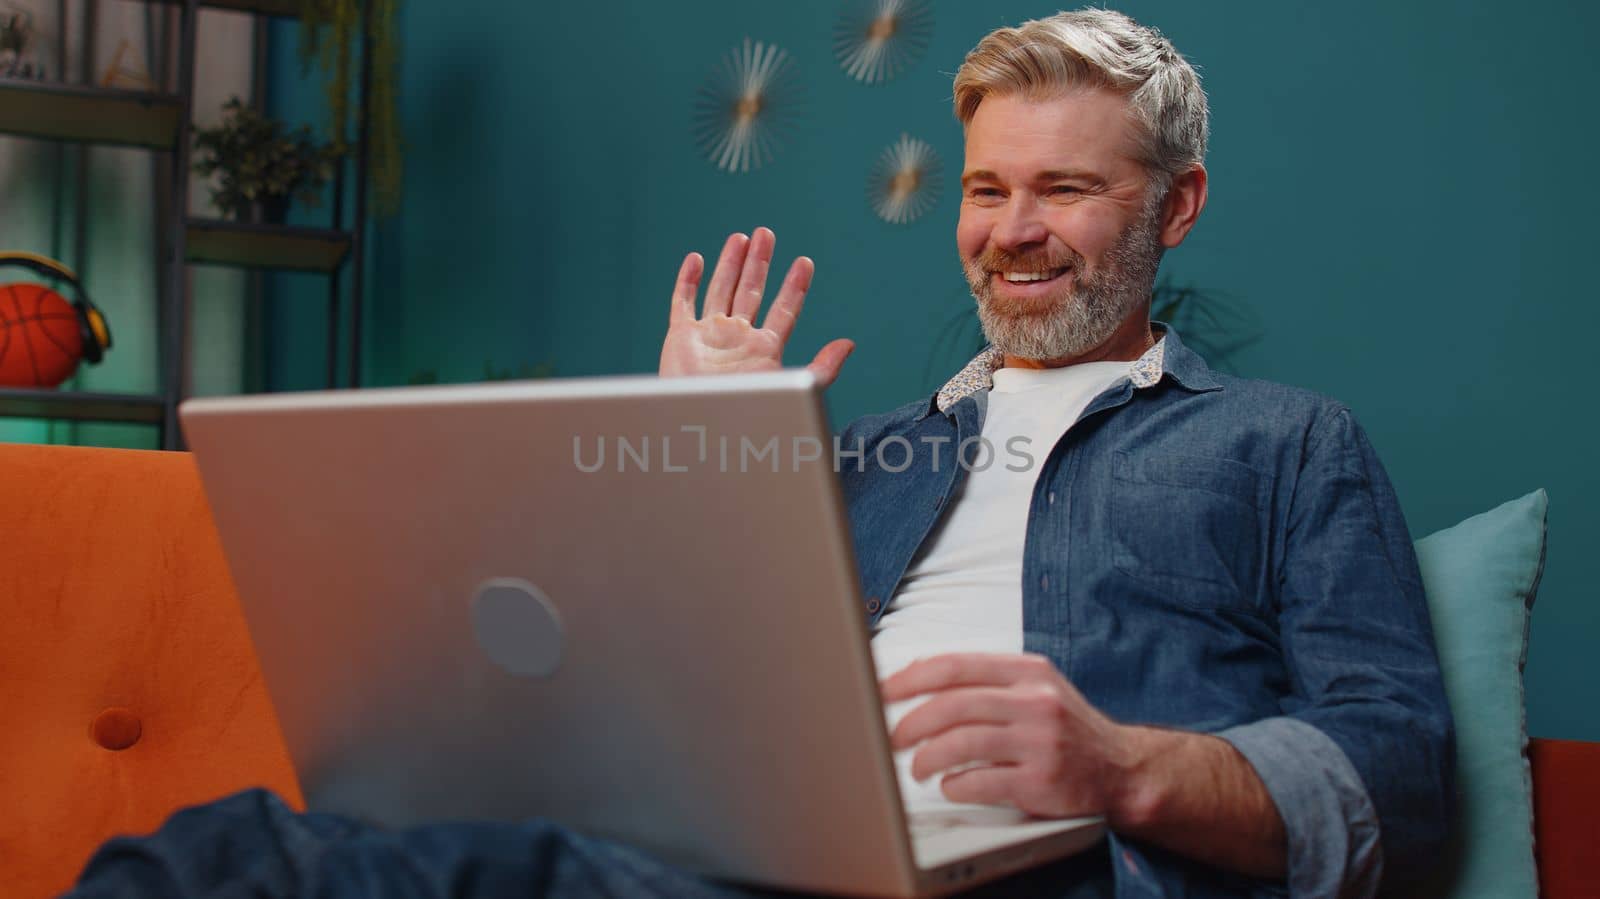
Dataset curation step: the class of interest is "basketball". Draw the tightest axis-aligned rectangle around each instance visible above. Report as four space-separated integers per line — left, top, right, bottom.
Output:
0 283 86 388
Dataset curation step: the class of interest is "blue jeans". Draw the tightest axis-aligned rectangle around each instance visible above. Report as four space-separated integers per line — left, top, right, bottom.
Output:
64 790 1114 898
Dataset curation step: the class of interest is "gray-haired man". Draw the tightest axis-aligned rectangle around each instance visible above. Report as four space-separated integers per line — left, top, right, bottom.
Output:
69 9 1452 899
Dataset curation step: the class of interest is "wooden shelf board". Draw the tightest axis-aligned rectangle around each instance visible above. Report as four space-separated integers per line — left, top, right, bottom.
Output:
0 388 164 424
201 0 303 16
185 219 353 273
0 78 180 150
142 0 303 18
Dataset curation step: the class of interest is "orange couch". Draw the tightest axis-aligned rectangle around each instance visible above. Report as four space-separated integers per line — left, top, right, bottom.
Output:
1 444 302 898
1530 739 1600 898
0 443 1595 898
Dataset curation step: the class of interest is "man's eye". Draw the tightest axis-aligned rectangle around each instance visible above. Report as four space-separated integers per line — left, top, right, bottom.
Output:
1047 185 1081 196
968 188 1003 199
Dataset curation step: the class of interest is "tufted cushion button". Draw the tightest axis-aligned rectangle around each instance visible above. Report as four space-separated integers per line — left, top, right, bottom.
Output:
90 707 142 751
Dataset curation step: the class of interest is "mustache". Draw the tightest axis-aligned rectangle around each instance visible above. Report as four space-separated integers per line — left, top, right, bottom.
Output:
970 245 1083 274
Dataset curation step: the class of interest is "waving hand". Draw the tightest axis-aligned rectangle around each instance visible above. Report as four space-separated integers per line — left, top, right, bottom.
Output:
659 228 854 387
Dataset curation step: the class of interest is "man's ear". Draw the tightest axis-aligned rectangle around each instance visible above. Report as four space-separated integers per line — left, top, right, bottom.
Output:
1159 164 1208 248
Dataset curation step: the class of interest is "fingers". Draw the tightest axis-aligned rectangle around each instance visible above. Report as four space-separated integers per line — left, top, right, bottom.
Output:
807 339 855 389
669 253 704 326
909 725 1019 782
881 653 1057 704
701 233 750 318
730 226 775 321
939 765 1017 807
760 255 814 343
890 687 1024 750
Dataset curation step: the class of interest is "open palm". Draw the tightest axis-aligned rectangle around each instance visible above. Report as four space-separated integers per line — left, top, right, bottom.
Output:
659 227 854 387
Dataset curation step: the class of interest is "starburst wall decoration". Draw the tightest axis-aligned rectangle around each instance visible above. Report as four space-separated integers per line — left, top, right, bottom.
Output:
833 0 933 85
868 134 942 225
692 38 803 174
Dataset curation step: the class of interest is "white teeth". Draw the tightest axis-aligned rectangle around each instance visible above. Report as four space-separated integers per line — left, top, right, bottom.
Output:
1001 269 1062 283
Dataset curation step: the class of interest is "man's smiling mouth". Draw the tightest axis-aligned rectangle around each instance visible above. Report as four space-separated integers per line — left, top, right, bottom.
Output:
995 266 1071 286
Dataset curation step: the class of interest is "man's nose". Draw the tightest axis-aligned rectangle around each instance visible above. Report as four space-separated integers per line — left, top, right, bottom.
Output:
990 195 1049 250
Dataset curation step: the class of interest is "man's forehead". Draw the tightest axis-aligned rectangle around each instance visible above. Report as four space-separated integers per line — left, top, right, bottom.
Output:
961 89 1145 177
961 166 1106 185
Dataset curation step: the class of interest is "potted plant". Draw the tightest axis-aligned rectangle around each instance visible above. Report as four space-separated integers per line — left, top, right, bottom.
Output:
1 8 45 79
191 98 343 224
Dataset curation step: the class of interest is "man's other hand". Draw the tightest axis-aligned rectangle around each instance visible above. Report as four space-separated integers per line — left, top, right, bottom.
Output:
882 652 1139 820
659 227 854 387
881 652 1288 880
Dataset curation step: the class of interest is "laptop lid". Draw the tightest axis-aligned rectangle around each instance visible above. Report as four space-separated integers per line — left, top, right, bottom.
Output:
180 371 922 897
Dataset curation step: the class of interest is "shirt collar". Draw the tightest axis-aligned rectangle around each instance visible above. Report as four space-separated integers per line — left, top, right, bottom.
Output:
934 332 1168 414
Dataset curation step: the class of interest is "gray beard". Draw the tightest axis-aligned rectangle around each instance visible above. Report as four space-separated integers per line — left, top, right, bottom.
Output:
964 199 1165 363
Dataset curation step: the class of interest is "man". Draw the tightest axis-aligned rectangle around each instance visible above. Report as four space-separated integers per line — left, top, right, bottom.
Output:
70 9 1451 899
659 9 1452 898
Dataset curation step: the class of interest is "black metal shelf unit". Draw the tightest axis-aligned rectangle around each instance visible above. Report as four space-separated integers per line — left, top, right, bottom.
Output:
0 0 373 447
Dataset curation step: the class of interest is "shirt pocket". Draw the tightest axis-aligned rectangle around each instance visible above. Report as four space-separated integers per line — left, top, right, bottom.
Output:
1110 450 1266 611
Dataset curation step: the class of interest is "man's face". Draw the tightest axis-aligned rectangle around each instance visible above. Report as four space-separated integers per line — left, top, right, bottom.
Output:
957 89 1167 363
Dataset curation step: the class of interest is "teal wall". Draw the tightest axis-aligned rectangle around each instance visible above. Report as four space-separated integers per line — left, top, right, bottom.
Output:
271 1 1599 739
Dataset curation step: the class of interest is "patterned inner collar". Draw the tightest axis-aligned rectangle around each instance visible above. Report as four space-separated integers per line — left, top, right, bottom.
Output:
935 336 1166 413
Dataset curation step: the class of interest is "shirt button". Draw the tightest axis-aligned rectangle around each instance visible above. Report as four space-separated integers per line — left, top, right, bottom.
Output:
866 597 882 613
1040 575 1050 590
1048 491 1057 505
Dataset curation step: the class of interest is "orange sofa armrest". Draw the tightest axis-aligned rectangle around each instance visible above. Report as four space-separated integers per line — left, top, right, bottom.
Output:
0 444 303 899
1529 737 1600 899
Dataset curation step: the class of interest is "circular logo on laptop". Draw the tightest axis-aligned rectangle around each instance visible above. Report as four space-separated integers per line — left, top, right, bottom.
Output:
471 578 565 678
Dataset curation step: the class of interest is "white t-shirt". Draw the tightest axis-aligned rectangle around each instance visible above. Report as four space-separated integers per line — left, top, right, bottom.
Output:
870 360 1133 810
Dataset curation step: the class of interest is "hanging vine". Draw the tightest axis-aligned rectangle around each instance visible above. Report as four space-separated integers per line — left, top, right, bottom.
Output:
298 0 403 217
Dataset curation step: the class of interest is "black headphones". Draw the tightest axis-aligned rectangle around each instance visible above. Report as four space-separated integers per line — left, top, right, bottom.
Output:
0 251 113 364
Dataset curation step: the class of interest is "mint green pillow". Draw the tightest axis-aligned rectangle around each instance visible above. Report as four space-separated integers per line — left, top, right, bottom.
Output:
1413 490 1548 899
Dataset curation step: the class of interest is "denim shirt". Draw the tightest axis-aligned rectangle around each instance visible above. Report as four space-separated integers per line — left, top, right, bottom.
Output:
837 326 1454 899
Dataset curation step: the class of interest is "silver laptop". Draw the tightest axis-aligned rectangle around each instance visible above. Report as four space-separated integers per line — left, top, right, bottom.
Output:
180 370 1104 898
